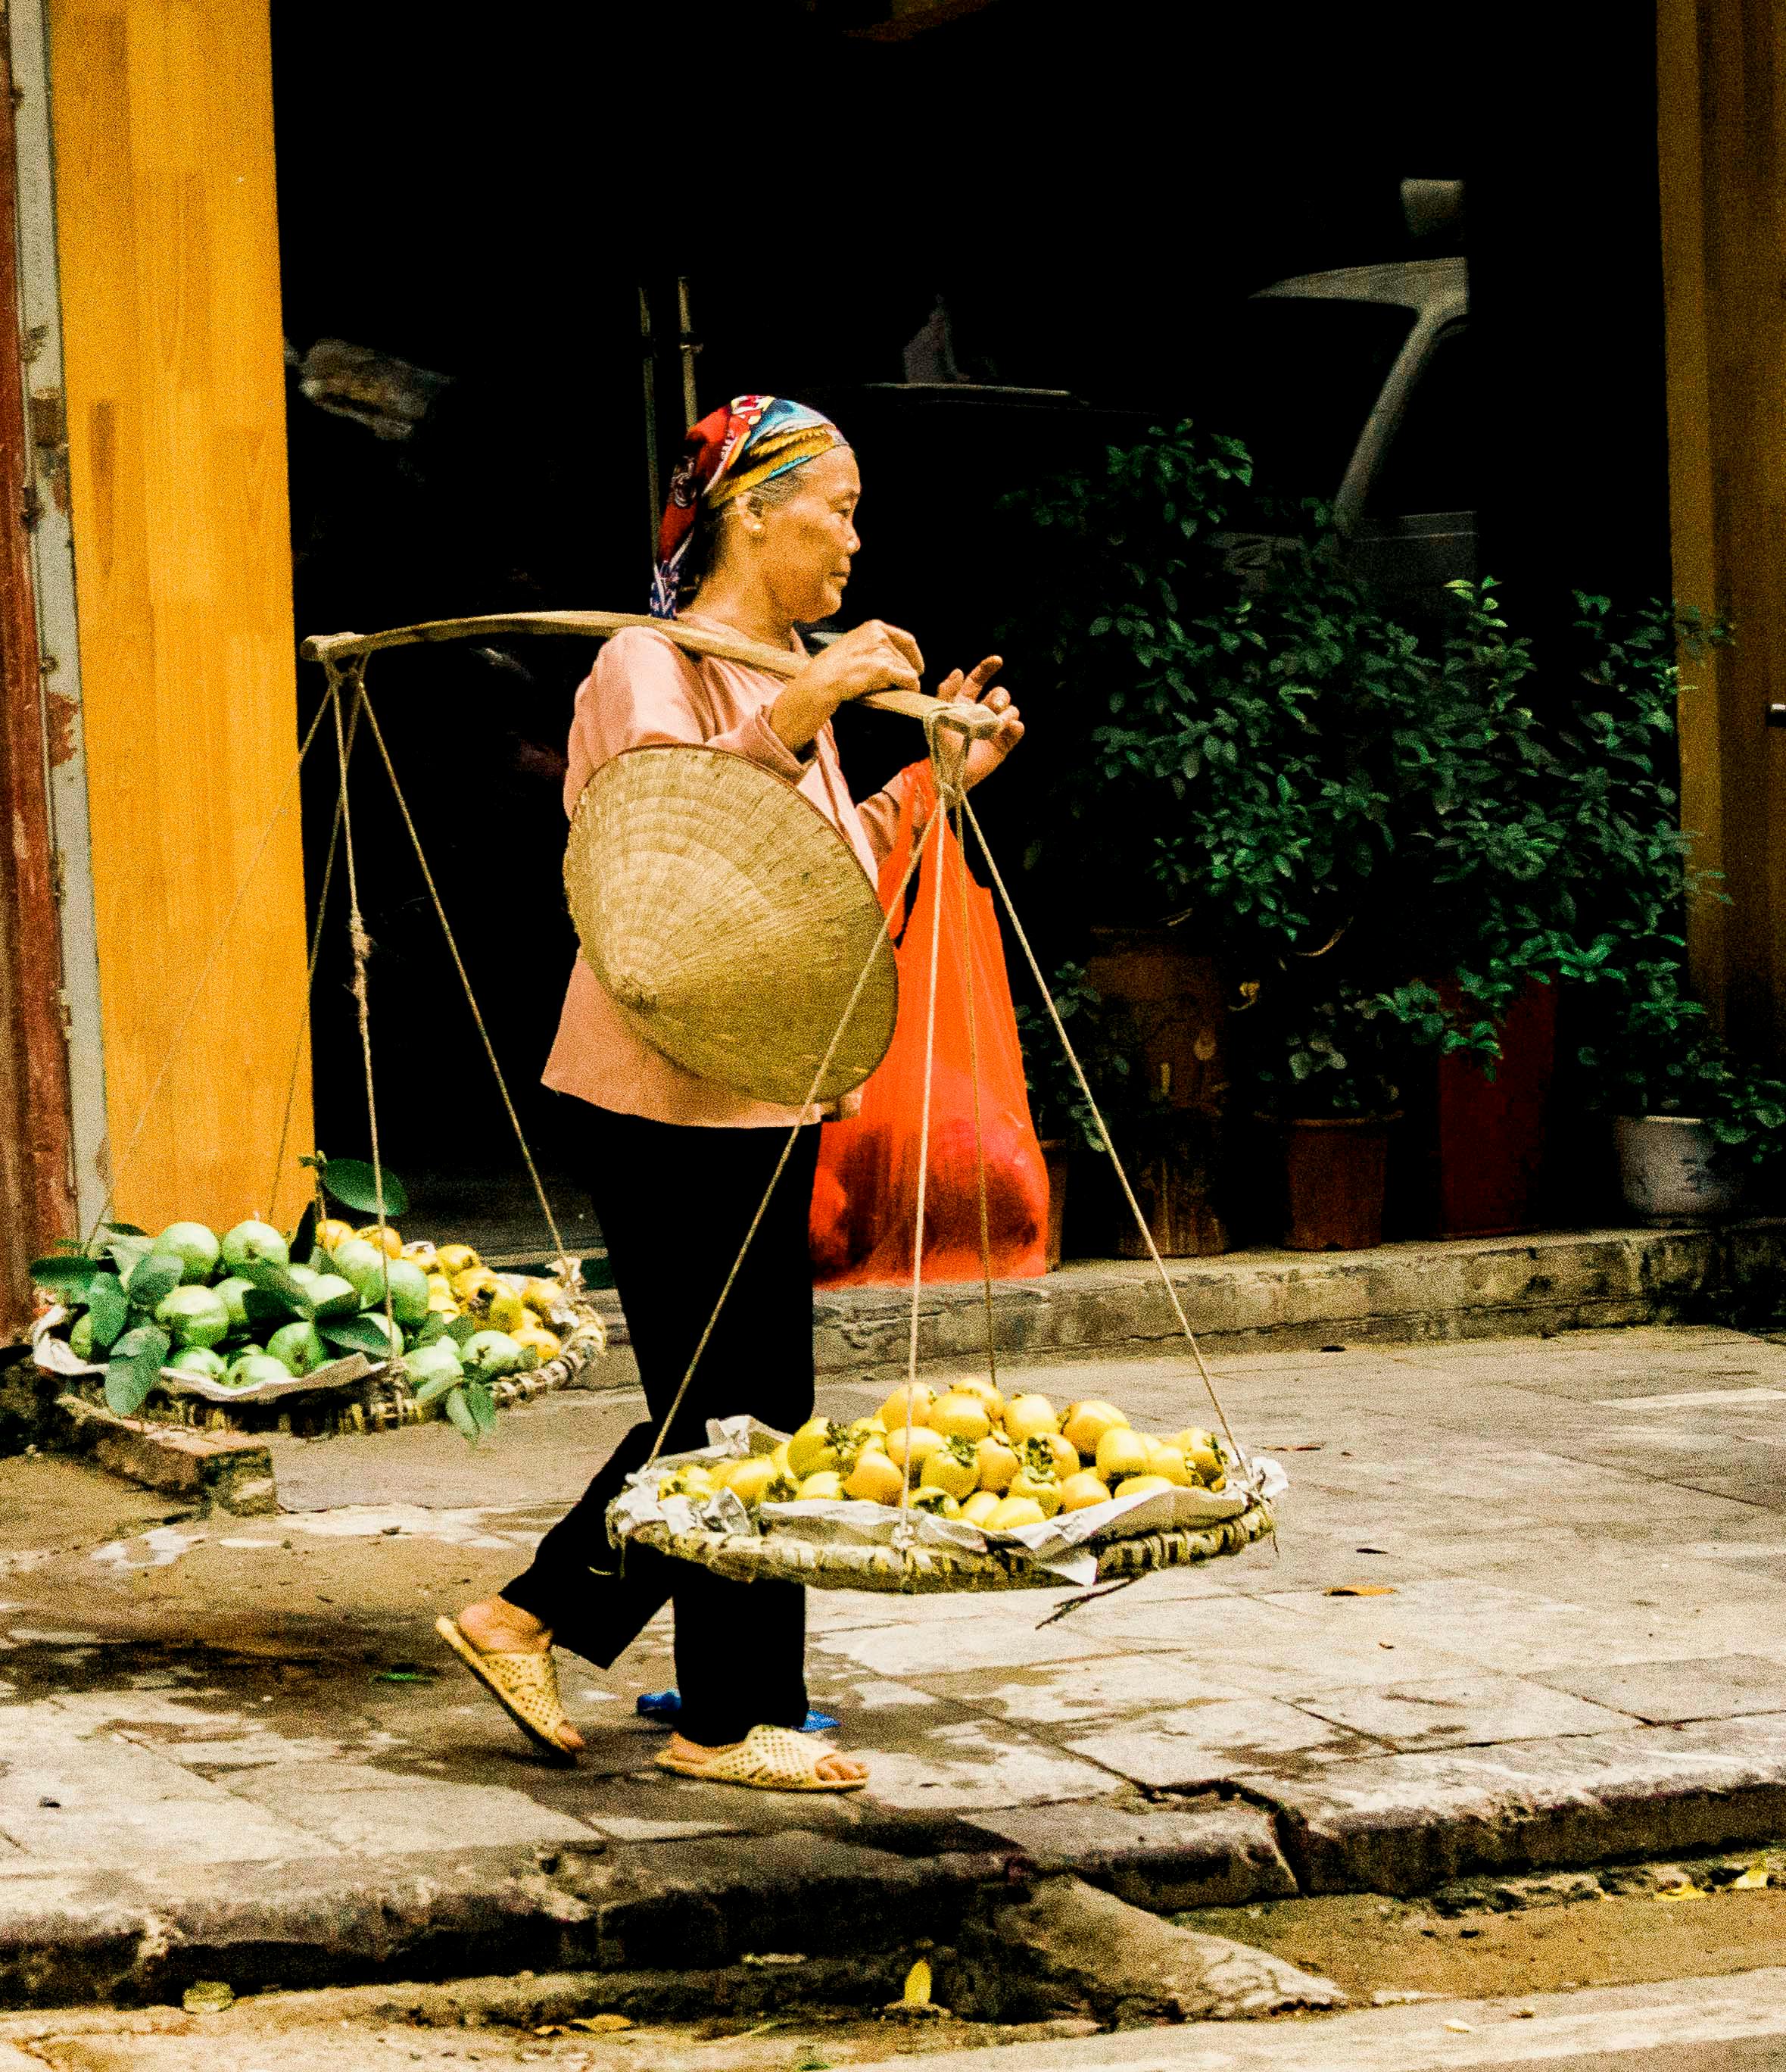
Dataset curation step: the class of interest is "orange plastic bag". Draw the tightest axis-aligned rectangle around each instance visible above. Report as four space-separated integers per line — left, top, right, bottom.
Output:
811 764 1049 1286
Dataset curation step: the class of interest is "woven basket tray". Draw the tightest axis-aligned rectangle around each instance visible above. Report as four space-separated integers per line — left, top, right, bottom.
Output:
615 1494 1274 1594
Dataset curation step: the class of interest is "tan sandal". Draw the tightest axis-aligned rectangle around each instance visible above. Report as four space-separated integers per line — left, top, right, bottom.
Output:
654 1723 868 1793
435 1615 578 1764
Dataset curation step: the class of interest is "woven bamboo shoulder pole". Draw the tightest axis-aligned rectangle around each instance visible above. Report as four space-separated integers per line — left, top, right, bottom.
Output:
299 610 998 738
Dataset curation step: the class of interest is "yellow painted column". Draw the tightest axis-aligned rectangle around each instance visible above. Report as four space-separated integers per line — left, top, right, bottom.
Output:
1657 0 1786 1066
48 0 312 1229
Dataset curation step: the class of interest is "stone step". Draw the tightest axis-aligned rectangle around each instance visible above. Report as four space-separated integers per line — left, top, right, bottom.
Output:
588 1218 1786 1378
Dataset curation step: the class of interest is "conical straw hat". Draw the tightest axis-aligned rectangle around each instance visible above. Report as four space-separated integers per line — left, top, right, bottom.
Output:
564 744 899 1106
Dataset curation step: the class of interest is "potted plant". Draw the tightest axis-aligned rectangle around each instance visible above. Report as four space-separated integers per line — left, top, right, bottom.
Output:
1577 957 1786 1224
1016 965 1223 1261
1000 424 1739 1244
1251 987 1404 1250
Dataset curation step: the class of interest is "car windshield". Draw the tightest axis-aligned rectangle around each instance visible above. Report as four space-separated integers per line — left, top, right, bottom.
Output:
1196 296 1418 505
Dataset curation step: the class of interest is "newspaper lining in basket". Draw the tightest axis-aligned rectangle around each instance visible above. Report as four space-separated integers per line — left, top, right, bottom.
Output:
609 1415 1286 1590
31 1303 383 1404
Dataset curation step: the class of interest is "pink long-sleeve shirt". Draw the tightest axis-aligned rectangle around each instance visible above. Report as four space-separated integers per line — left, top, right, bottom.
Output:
543 619 907 1127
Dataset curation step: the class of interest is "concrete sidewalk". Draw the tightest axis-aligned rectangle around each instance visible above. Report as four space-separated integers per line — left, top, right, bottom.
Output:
2 1323 1785 2003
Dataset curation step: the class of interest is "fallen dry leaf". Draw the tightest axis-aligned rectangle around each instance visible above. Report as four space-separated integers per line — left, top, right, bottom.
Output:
1656 1883 1707 1903
1731 1864 1770 1889
1443 2018 1475 2033
1327 1584 1398 1596
902 1958 933 2007
572 2014 634 2033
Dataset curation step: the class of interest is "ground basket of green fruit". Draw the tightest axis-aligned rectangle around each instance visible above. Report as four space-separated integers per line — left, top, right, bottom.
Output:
31 1160 606 1441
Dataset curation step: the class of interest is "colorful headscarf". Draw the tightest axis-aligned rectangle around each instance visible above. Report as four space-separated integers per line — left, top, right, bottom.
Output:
650 394 846 618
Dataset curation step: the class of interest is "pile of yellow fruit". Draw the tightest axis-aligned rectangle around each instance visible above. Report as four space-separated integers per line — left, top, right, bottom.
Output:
313 1222 566 1368
658 1380 1230 1534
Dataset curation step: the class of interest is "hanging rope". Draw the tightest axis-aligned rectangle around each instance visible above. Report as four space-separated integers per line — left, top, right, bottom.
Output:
895 744 955 1543
640 797 943 1474
353 679 578 1278
84 692 332 1250
960 789 1241 1459
637 699 1242 1492
902 778 949 1382
268 696 365 1214
325 661 400 1355
952 792 1000 1393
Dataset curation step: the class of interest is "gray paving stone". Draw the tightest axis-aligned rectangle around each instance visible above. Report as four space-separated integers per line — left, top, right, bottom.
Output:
965 1796 1298 1909
857 1717 1116 1813
1066 1695 1384 1789
232 1774 600 1853
1285 1671 1638 1748
908 1652 1257 1727
1534 1652 1786 1725
0 1793 332 1864
808 1612 1110 1677
1255 1574 1786 1674
575 1810 744 1843
1246 1711 1786 1894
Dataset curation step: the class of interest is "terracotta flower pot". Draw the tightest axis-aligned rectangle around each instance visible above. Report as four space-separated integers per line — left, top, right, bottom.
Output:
1264 1112 1400 1251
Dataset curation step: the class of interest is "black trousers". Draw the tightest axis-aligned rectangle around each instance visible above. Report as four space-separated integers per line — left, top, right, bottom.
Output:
504 1104 821 1747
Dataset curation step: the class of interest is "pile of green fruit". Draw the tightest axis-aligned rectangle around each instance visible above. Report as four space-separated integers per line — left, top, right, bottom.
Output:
33 1162 565 1444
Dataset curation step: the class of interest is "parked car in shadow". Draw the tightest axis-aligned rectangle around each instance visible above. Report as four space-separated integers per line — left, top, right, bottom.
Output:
1212 253 1473 595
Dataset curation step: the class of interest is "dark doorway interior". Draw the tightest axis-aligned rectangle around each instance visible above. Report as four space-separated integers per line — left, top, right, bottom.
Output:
270 2 1670 1259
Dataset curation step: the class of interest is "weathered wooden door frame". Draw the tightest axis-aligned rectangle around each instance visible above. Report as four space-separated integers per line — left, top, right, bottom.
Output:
0 0 74 1343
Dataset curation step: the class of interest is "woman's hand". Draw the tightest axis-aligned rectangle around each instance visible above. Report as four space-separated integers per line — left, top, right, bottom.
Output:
934 655 1024 794
771 620 924 754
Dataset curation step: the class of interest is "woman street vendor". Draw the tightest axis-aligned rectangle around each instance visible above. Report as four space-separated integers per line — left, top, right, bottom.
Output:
437 395 1024 1793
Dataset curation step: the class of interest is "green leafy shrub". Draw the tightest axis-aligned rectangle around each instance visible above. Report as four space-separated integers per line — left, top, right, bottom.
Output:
1001 422 1750 1128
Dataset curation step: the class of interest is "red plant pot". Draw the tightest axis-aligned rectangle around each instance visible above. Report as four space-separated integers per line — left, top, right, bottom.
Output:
1267 1113 1398 1251
1435 978 1557 1237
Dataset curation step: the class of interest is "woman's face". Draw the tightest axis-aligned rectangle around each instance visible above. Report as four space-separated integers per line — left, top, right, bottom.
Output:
752 446 862 623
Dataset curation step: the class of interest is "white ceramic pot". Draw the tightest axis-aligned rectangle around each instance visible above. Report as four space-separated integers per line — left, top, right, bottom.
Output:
1613 1114 1745 1225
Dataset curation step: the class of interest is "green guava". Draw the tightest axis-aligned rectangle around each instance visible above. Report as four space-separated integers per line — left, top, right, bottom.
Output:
306 1272 360 1318
462 1328 525 1378
220 1220 288 1271
214 1275 257 1329
330 1237 387 1305
226 1352 291 1390
167 1345 229 1381
382 1259 432 1327
266 1321 329 1375
154 1284 231 1348
404 1339 464 1393
155 1222 221 1282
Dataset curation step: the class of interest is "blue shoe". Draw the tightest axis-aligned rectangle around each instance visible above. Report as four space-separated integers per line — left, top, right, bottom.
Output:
636 1689 839 1733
